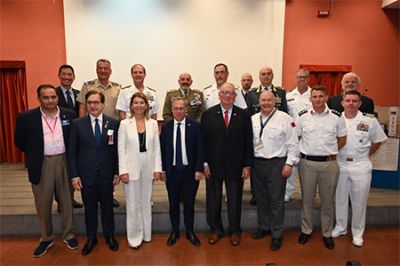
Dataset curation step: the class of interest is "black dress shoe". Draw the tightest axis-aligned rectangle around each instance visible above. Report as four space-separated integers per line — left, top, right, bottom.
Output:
252 228 271 239
298 233 311 244
186 232 200 247
112 199 120 208
72 199 83 209
167 232 179 246
249 196 256 206
270 238 282 251
106 236 119 251
323 237 335 249
82 238 97 256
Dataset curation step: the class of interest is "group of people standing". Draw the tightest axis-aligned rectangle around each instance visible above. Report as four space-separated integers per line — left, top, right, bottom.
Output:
14 59 387 258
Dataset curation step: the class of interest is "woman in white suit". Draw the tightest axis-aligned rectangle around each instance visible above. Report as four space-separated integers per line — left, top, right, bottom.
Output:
118 92 162 249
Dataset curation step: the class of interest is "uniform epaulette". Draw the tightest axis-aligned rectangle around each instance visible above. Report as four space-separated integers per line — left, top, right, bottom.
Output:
203 85 212 90
84 79 96 85
167 89 177 93
147 86 155 92
331 109 341 117
111 81 120 86
362 112 375 118
288 87 296 92
121 85 131 90
298 109 308 117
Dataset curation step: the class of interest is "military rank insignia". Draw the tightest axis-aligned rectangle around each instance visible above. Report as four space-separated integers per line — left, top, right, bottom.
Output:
356 121 369 132
190 94 202 106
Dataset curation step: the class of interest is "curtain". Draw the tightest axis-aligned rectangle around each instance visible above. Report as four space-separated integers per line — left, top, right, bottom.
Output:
0 64 28 163
300 64 352 97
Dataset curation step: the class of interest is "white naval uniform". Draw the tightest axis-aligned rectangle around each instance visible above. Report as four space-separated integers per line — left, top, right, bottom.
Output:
333 111 387 243
116 85 159 118
296 107 347 237
285 87 312 199
203 84 219 110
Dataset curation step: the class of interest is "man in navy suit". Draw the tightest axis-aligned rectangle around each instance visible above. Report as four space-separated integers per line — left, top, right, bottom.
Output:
14 84 78 257
55 64 82 209
201 83 253 246
68 90 120 256
160 98 204 247
327 72 375 114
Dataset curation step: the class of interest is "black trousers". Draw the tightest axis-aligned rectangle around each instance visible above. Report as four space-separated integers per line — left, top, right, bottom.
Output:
206 176 243 235
166 167 199 233
81 182 115 239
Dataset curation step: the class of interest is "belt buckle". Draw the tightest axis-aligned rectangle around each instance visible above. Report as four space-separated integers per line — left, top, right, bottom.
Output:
346 157 354 162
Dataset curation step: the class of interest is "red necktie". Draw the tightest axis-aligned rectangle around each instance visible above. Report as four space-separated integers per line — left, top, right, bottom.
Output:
224 110 229 128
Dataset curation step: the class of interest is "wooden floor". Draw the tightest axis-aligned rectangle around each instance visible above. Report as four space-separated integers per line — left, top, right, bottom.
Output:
1 227 399 265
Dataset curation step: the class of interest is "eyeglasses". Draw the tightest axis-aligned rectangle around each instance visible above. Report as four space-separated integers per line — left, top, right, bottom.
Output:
87 101 101 105
297 76 310 79
219 90 236 96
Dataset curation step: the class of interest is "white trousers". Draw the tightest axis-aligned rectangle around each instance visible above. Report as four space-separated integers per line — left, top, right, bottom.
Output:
335 159 372 239
285 165 298 198
123 153 153 247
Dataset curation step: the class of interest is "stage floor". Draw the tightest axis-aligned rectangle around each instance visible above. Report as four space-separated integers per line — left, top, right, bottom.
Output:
1 163 399 216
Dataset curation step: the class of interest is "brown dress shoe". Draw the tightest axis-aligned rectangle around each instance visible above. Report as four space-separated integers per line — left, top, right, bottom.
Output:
230 235 241 246
208 233 220 245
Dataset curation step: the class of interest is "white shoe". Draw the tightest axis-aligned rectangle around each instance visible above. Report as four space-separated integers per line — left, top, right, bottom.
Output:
352 237 363 247
331 228 347 238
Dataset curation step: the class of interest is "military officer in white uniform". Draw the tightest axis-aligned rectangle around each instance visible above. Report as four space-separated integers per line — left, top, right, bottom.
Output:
332 90 387 247
203 63 229 109
251 91 299 251
77 59 121 120
284 68 312 202
296 85 347 250
116 64 158 120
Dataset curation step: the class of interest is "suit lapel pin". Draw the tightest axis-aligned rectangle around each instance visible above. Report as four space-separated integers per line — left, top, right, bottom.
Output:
233 113 237 116
188 123 191 127
105 120 109 129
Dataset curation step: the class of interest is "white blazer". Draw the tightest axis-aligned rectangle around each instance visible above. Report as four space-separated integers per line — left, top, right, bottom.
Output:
118 118 162 180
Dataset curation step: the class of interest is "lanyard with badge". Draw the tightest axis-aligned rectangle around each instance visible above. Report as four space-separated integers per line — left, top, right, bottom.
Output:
43 115 61 149
255 109 276 151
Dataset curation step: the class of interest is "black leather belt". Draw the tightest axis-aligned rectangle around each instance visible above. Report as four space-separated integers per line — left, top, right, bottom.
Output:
254 157 287 161
300 153 336 162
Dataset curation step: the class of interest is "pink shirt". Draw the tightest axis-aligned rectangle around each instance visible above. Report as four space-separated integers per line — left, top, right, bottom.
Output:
41 108 66 155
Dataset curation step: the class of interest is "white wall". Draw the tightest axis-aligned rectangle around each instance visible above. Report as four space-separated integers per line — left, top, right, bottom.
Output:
64 0 285 114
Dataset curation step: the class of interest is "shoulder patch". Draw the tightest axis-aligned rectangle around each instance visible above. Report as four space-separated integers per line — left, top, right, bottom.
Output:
84 79 95 85
146 86 155 92
203 85 212 90
331 109 341 117
121 85 131 90
362 112 375 118
298 109 308 117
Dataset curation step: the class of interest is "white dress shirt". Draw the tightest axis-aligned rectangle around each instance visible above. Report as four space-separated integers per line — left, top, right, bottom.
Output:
252 110 299 166
296 107 347 155
89 113 103 134
173 118 188 166
286 86 312 118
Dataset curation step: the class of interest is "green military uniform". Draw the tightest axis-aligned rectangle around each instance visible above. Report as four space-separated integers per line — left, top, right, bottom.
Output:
76 79 121 119
162 88 205 123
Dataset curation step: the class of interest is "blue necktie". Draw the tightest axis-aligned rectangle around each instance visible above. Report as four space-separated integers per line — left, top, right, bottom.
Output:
176 122 184 170
66 90 74 109
95 118 101 148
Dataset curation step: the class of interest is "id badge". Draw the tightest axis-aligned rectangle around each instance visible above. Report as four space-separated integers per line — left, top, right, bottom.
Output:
255 138 264 151
107 129 114 145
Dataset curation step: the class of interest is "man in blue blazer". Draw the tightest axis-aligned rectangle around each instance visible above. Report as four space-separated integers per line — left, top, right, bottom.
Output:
68 90 120 256
55 64 82 209
14 84 78 257
160 98 204 247
201 83 253 246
